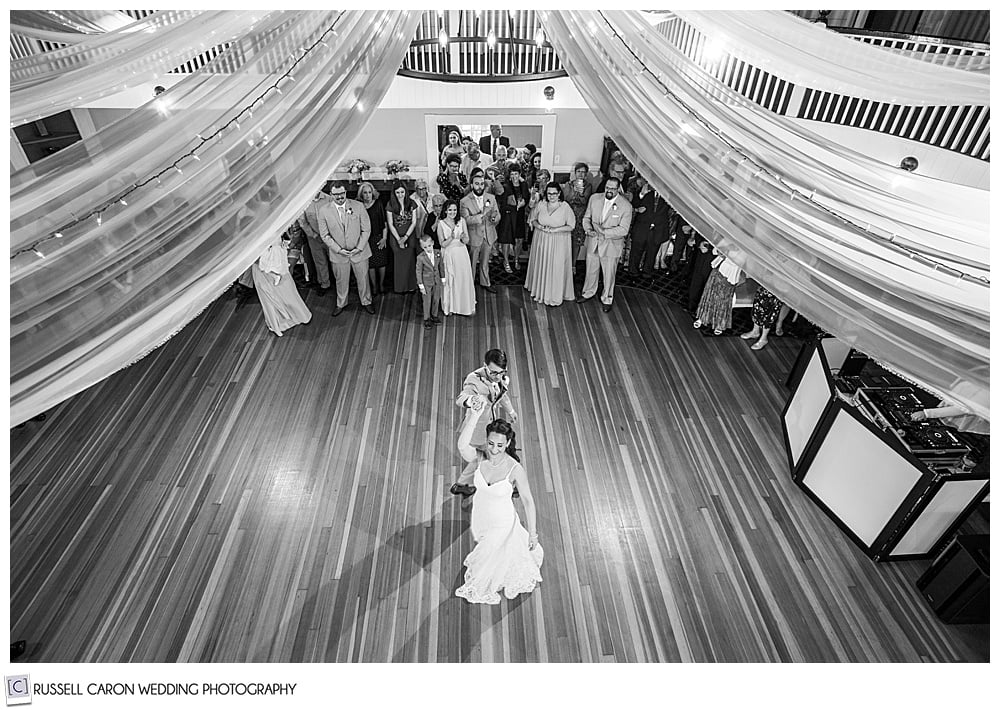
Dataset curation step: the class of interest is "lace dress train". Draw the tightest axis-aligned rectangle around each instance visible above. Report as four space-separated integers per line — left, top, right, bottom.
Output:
456 465 543 604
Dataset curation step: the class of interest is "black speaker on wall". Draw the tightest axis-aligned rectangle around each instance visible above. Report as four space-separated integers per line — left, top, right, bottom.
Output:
916 534 989 624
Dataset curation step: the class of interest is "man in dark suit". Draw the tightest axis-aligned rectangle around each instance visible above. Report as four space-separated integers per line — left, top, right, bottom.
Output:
627 174 672 275
478 124 510 161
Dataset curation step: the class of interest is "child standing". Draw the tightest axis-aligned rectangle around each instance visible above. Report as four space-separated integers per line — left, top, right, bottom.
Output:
415 234 445 329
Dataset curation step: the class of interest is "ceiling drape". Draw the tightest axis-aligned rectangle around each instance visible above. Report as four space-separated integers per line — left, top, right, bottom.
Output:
9 9 136 36
667 11 989 104
540 10 989 420
10 10 421 426
10 10 279 126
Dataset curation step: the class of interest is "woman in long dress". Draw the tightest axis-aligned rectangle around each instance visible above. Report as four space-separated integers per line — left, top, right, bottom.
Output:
386 182 419 293
524 182 576 306
694 251 743 335
455 401 542 605
251 234 312 337
437 199 476 316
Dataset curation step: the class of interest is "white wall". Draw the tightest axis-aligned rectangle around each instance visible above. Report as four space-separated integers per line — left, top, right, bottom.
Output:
75 73 987 188
788 119 989 190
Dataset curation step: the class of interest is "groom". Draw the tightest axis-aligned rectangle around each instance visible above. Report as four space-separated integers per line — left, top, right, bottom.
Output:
450 348 518 497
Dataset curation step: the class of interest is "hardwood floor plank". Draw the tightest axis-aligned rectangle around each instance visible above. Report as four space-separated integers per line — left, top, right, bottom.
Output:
9 286 986 662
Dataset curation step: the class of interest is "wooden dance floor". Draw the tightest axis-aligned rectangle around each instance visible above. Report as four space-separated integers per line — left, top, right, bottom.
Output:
9 285 987 662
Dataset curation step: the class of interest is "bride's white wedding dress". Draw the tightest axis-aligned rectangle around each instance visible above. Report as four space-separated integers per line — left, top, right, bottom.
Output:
455 461 543 604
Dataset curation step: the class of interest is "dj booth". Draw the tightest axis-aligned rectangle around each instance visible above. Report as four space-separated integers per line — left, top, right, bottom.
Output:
781 338 989 562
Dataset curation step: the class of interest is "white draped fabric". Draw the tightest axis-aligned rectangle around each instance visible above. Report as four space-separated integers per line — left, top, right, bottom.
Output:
9 10 136 35
666 11 990 105
10 11 274 126
10 10 421 425
541 10 989 420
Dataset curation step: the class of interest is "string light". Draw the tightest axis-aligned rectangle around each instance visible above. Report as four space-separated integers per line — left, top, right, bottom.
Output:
13 16 348 262
593 11 989 286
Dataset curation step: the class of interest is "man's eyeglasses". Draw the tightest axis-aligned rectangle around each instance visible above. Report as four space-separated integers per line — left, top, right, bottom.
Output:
486 368 507 377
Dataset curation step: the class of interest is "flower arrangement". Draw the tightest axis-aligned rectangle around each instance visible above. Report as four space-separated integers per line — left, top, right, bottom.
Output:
384 159 410 177
343 158 371 181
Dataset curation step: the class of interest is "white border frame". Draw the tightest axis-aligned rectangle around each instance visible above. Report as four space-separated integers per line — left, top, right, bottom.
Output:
424 113 557 190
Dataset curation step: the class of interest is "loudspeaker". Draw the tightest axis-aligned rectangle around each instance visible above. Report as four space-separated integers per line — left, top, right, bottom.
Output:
916 534 989 624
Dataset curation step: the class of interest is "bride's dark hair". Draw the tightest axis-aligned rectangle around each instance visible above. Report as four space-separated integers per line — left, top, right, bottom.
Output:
486 418 520 462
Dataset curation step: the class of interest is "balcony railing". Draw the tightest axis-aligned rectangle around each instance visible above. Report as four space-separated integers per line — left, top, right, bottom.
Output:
398 10 566 81
832 28 989 72
654 12 989 161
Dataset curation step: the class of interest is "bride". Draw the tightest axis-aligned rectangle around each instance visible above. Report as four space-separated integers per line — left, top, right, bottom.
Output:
454 400 542 604
436 199 476 316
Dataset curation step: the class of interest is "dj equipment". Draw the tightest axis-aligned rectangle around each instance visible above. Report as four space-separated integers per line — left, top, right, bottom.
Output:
855 387 970 467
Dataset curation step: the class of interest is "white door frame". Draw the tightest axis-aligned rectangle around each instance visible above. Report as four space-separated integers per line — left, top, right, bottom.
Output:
424 113 557 190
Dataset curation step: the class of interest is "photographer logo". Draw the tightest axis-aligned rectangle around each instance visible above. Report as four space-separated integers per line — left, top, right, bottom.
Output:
4 676 31 706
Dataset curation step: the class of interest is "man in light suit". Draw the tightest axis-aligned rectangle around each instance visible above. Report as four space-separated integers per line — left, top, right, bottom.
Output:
578 176 633 312
296 181 333 292
478 124 510 161
460 173 501 293
318 182 374 316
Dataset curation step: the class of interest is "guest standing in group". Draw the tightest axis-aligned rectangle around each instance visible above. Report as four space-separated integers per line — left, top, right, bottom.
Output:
460 173 502 294
437 154 469 202
525 150 542 191
440 130 465 168
424 193 446 247
526 168 550 251
498 163 529 273
627 174 671 276
479 124 510 160
563 162 594 271
437 199 477 316
486 144 512 181
687 237 715 313
296 182 333 293
318 182 374 317
358 182 388 296
579 177 633 313
741 286 783 350
411 178 434 245
386 182 419 293
251 233 312 336
525 181 576 306
455 403 542 605
694 250 743 335
461 144 484 182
